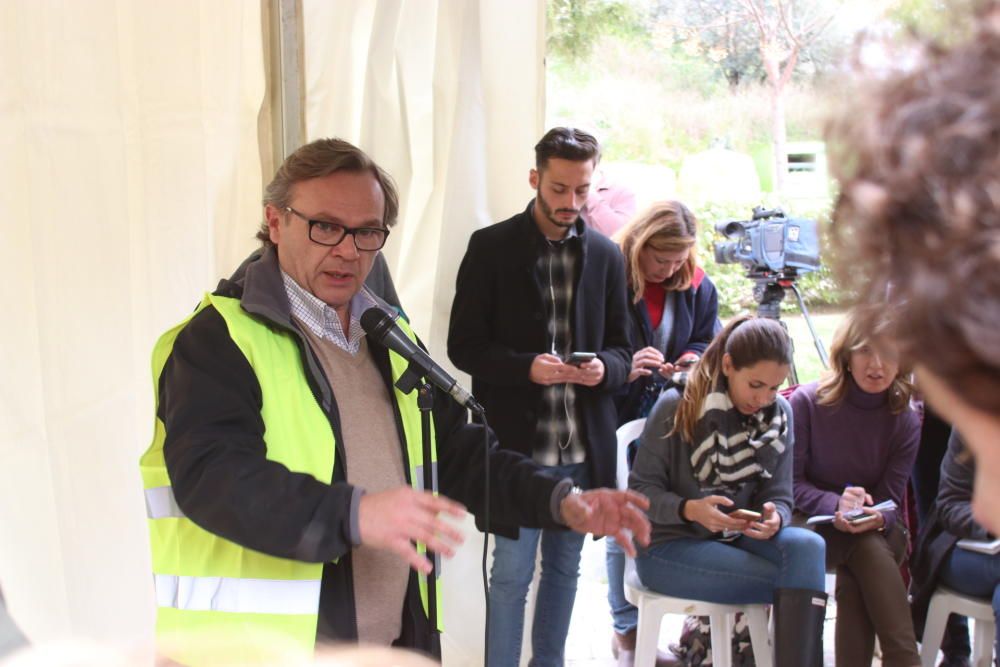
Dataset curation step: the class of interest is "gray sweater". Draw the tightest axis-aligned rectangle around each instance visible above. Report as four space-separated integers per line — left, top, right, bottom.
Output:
629 388 795 545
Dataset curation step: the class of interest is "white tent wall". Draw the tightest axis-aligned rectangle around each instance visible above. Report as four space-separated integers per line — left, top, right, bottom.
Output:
0 0 545 659
302 2 545 662
302 0 545 351
0 0 265 646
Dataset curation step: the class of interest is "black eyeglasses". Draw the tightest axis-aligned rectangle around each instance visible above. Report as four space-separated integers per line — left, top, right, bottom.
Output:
284 207 389 251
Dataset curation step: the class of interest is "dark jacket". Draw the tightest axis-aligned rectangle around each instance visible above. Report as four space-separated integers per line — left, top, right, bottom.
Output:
910 431 989 639
447 203 632 493
615 268 719 425
159 246 567 655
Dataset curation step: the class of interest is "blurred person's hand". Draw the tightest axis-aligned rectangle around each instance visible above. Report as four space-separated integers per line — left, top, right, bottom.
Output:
559 488 651 557
838 486 871 514
833 508 884 534
358 487 466 574
682 495 751 533
742 501 781 540
568 357 605 387
529 354 571 385
627 347 665 382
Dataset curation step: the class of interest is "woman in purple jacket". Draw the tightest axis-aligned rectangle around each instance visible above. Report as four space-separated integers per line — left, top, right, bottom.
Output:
790 311 921 667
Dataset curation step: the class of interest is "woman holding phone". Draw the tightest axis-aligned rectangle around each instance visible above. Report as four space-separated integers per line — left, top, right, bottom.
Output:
790 311 921 667
605 201 719 664
630 316 827 667
612 200 719 425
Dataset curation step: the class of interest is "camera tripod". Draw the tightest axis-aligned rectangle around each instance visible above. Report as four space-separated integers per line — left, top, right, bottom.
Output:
751 273 829 386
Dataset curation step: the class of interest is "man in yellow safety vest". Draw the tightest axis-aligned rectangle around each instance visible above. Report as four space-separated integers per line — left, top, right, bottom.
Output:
139 137 651 666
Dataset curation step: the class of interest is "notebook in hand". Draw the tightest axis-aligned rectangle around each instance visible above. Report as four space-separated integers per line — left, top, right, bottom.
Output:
956 538 1000 555
806 499 898 526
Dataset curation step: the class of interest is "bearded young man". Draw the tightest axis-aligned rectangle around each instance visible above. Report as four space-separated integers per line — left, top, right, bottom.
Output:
448 127 633 667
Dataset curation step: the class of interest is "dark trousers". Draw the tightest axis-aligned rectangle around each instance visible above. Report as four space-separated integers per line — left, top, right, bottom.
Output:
819 522 921 667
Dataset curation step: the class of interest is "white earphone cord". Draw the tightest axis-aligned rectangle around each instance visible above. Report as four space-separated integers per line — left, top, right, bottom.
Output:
548 248 575 453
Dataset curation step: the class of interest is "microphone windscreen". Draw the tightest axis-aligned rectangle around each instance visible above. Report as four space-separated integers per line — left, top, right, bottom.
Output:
360 307 395 341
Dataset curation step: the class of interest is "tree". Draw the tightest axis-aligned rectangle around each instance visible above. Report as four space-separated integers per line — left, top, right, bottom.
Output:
742 0 837 194
657 0 766 87
885 0 981 42
547 0 650 66
658 0 840 194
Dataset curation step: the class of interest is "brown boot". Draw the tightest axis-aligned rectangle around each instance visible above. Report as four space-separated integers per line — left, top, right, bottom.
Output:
612 629 681 667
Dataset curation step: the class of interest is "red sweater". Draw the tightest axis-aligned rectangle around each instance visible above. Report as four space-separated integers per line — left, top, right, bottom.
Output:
643 282 667 329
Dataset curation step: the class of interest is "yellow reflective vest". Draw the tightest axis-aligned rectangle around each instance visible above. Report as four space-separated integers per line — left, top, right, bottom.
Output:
140 294 440 666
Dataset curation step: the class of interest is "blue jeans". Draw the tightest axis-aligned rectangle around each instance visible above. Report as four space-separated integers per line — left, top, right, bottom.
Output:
487 462 588 667
606 535 637 634
940 545 1000 656
635 527 826 604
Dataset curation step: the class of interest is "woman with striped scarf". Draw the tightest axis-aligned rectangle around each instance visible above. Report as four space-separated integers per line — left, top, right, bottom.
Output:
629 315 827 667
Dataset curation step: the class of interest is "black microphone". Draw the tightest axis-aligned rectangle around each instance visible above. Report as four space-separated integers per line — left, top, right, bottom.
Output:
360 307 483 415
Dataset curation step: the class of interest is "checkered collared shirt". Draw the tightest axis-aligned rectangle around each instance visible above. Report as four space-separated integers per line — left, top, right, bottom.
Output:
281 270 376 355
534 230 587 466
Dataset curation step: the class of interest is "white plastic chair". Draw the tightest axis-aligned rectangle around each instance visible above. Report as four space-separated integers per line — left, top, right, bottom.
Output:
921 586 996 667
624 569 773 667
614 419 773 667
615 418 646 491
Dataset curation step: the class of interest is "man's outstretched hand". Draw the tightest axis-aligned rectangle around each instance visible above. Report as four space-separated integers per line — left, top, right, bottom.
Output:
559 488 651 557
358 487 467 574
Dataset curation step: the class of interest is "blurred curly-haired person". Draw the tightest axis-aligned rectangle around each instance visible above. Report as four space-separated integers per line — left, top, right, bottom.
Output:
827 2 1000 534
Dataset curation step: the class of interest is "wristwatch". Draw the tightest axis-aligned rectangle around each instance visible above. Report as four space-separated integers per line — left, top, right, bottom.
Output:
554 483 584 524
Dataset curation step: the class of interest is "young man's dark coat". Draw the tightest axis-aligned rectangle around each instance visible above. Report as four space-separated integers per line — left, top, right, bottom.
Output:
447 202 632 498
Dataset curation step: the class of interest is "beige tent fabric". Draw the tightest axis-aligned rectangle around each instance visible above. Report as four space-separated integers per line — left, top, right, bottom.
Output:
0 0 264 643
0 0 544 657
302 2 545 663
302 0 545 352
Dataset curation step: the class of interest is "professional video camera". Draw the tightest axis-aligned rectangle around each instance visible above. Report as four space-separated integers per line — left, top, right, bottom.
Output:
713 206 821 278
713 206 828 384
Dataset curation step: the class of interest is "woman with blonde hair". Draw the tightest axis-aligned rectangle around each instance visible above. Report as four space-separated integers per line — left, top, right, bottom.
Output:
790 311 921 666
606 201 719 664
631 316 827 667
612 200 719 423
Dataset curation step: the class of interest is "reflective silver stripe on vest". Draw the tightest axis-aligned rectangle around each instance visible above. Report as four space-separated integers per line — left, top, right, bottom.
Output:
411 463 442 573
412 462 439 494
145 486 184 519
154 575 321 615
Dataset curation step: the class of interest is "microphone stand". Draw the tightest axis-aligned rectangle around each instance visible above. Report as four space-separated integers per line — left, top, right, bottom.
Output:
393 354 490 659
395 361 439 633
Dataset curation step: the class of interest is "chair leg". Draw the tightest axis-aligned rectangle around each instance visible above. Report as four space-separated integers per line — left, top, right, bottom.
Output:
633 608 662 667
710 613 734 667
971 617 995 667
920 597 949 667
746 607 773 667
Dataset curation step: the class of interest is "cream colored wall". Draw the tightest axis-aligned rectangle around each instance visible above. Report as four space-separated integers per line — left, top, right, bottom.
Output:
0 0 544 660
302 3 545 662
0 0 264 646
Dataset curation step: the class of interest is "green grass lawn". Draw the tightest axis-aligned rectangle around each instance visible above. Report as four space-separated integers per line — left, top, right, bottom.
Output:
722 309 846 387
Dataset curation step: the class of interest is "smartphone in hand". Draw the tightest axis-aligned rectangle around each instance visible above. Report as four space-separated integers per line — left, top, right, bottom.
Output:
566 352 596 367
729 509 762 521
